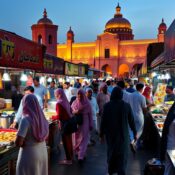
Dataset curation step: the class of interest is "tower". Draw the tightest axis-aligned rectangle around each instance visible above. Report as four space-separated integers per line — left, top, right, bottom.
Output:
66 27 74 62
158 18 167 42
31 9 58 56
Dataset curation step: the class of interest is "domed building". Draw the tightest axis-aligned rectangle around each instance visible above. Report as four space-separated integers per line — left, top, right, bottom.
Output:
104 3 134 40
32 4 166 77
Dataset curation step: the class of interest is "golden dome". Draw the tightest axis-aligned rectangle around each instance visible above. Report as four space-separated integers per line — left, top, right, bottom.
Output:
105 18 131 29
104 3 133 40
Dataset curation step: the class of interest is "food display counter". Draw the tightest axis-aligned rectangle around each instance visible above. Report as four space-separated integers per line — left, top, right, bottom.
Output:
0 129 18 175
142 102 173 155
167 150 175 168
0 101 59 175
150 104 170 137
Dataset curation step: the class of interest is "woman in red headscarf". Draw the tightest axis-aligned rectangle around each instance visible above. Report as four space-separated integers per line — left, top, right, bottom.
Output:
142 86 155 149
15 94 49 175
54 88 73 165
71 89 93 164
142 86 154 110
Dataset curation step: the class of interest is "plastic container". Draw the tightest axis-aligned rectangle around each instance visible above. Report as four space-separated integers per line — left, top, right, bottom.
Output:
0 114 11 128
5 99 12 109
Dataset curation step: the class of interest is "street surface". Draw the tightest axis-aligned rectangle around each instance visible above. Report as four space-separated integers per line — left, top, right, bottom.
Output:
50 142 155 175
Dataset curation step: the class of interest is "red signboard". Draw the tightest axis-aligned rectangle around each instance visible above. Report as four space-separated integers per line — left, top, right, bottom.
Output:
0 29 45 70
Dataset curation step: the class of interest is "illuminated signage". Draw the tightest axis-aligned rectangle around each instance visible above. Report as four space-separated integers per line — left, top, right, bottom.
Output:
65 62 79 76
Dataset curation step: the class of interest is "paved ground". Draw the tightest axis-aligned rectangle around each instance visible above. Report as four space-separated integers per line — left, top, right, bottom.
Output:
50 142 155 175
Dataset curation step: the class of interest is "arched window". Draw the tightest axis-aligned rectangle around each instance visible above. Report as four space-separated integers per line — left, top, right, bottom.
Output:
38 35 42 44
48 35 52 44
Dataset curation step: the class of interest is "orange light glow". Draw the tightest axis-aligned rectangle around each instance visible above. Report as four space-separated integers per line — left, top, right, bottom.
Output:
119 64 129 75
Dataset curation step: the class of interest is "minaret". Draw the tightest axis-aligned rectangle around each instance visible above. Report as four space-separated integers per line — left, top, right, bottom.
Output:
158 18 167 42
66 27 74 62
31 9 58 56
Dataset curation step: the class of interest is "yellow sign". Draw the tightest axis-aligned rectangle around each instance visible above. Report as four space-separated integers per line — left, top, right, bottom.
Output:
65 62 78 76
153 83 167 105
2 40 15 58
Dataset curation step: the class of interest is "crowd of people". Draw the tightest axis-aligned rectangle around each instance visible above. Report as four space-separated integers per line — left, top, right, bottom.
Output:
10 77 175 175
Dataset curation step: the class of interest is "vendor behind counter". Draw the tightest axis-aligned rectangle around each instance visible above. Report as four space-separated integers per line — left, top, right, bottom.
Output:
0 82 23 111
164 86 175 102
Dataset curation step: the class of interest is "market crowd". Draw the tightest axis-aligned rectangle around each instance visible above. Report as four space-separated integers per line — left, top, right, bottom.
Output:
9 77 175 175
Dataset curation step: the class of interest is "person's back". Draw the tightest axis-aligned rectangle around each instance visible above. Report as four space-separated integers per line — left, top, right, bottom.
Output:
130 91 144 117
129 83 146 139
102 100 133 148
100 87 136 175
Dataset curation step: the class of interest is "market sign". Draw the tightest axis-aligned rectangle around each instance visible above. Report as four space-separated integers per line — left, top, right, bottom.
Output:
43 54 64 75
78 64 86 77
0 29 45 70
87 70 93 78
65 62 78 76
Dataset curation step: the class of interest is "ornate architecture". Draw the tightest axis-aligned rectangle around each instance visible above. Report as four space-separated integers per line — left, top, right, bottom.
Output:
31 9 58 56
32 4 167 77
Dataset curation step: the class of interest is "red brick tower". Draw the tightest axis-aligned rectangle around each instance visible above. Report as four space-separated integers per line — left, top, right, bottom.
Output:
157 18 167 42
31 9 58 56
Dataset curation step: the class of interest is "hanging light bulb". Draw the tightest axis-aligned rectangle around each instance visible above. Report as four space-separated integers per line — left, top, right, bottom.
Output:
151 72 157 77
47 77 52 83
165 73 171 80
2 70 11 81
20 71 27 81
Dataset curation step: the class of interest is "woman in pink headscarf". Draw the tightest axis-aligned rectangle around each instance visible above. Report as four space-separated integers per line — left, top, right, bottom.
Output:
71 89 93 164
15 94 49 175
54 88 73 165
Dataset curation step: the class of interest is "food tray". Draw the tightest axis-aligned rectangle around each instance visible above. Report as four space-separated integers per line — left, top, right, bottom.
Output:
0 130 17 145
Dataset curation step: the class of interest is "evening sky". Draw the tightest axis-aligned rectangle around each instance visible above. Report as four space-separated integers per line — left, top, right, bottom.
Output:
1 0 175 43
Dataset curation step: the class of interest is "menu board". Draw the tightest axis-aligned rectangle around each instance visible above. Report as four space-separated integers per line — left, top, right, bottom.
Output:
153 83 167 105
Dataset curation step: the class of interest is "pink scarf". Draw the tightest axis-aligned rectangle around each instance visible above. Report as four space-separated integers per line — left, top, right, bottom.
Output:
71 89 91 114
22 94 49 142
55 88 72 117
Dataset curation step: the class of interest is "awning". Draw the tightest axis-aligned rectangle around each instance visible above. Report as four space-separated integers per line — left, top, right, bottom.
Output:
151 52 165 68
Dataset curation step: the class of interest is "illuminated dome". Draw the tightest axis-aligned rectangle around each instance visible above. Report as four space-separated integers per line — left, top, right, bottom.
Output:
105 3 134 40
37 9 53 25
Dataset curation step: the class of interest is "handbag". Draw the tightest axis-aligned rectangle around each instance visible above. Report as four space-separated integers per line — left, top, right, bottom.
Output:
62 117 78 135
61 113 83 134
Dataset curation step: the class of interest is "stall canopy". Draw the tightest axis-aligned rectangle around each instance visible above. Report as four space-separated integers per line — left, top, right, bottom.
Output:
0 29 45 71
147 42 164 71
151 19 175 70
88 68 101 79
43 54 64 75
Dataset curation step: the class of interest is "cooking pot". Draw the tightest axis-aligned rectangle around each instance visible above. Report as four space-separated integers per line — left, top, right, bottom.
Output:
0 114 11 128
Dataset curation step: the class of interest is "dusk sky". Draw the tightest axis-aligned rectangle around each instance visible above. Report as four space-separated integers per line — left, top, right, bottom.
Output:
1 0 175 43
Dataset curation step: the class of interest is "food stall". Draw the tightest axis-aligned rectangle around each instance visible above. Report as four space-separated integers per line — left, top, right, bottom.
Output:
39 54 65 151
0 29 45 174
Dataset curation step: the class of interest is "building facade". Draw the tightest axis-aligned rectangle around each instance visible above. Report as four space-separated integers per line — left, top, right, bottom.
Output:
32 4 167 77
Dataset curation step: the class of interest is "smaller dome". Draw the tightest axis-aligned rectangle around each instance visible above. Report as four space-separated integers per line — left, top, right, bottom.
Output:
37 9 53 25
67 26 74 35
159 18 166 28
